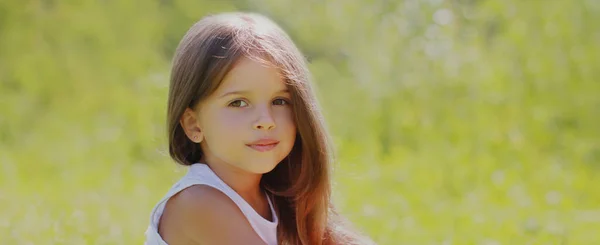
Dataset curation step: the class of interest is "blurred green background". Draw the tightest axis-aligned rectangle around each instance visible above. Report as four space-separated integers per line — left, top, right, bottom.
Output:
1 0 599 244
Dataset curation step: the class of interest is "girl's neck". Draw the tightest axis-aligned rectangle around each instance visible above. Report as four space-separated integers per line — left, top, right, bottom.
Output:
203 160 272 221
202 160 266 207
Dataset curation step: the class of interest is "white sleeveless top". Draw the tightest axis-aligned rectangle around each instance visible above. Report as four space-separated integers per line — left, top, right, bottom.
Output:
144 163 278 245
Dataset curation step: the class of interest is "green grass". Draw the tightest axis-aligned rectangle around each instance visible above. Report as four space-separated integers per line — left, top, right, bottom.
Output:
1 0 599 244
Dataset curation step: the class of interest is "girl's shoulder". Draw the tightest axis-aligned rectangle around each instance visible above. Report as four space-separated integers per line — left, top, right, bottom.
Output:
157 184 266 244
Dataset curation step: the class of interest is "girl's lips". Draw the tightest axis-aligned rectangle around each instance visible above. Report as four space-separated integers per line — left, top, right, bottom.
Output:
247 142 279 152
246 138 279 152
248 138 279 145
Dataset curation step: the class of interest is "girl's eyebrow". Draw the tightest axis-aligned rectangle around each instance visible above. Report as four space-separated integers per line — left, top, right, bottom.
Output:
218 88 290 98
219 90 249 98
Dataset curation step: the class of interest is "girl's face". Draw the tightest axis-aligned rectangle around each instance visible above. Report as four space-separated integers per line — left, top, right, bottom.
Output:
184 56 297 174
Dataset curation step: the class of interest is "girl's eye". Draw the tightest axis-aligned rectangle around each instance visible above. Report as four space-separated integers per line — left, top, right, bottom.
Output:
273 98 289 106
228 100 248 107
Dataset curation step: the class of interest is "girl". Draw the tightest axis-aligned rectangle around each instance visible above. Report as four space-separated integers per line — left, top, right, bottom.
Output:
145 12 374 245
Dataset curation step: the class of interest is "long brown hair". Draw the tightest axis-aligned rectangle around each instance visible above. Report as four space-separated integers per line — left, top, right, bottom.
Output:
166 12 373 245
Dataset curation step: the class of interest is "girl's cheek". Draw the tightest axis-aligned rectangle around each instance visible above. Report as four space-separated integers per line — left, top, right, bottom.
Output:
276 109 295 126
220 111 246 125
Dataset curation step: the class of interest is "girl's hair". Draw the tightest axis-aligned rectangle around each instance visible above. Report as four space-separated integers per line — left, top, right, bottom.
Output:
166 12 373 245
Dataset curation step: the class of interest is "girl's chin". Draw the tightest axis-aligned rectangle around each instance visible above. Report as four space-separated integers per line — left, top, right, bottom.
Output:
245 160 281 174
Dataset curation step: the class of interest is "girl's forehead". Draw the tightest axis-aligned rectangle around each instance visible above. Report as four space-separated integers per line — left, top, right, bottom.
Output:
217 56 286 92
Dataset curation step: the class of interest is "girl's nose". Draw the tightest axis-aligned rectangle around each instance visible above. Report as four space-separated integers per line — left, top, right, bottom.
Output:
253 107 276 130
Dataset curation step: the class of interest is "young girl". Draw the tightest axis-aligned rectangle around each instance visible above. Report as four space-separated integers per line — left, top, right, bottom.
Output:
145 12 374 245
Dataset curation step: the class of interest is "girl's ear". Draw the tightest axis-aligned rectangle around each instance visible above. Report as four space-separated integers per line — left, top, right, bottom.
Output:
180 108 204 143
